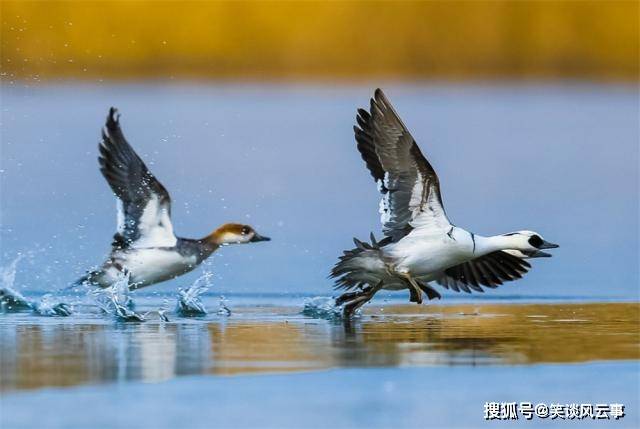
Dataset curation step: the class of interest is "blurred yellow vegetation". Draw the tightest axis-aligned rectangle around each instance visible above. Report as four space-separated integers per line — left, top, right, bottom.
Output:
1 0 638 81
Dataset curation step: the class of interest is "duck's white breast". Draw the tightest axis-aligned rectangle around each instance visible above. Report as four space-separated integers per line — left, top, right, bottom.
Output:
387 228 474 276
120 248 198 286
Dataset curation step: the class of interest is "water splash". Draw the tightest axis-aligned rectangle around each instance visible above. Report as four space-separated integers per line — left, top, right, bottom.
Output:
0 256 33 312
1 255 23 288
35 294 73 316
0 255 72 316
217 295 231 316
155 309 170 322
176 271 213 317
0 288 33 312
302 296 343 319
0 274 33 313
91 271 146 321
143 298 171 322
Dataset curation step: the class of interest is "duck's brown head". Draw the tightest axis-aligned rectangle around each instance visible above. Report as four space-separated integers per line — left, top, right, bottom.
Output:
206 223 271 246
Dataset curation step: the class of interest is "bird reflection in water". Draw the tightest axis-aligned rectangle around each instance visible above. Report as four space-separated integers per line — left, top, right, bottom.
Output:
1 303 637 392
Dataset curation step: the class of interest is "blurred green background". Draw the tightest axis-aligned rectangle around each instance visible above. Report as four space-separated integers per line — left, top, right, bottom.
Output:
1 0 638 81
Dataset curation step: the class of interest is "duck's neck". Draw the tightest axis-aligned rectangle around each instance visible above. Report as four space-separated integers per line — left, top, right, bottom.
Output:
200 226 231 248
473 234 520 256
198 231 223 252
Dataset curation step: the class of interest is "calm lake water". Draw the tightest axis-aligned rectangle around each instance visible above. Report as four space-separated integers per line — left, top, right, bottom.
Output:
1 83 638 428
0 296 639 428
2 298 639 390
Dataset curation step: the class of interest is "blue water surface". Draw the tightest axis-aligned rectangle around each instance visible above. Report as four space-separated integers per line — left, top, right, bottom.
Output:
2 363 638 429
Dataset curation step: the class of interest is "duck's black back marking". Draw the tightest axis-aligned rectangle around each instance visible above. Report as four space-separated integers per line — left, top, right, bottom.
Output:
447 226 456 240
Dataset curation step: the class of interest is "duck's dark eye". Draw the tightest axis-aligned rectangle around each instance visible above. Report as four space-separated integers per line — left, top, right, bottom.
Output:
528 235 543 248
241 226 251 235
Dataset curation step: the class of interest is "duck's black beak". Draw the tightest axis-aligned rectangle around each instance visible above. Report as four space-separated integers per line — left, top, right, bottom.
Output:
539 240 559 250
526 240 559 258
527 250 553 258
250 233 271 242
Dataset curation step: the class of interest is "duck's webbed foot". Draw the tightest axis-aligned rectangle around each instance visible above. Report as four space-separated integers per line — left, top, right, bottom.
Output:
401 274 423 304
408 286 422 303
407 278 441 303
339 282 382 318
418 281 441 301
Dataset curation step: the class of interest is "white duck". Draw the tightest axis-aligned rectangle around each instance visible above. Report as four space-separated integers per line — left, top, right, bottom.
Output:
331 89 558 317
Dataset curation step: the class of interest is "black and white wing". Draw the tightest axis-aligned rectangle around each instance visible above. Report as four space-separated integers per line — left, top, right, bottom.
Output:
435 251 532 293
354 89 449 241
98 108 176 249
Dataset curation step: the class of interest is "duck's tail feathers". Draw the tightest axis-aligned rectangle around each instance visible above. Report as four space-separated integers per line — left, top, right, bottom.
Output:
330 233 392 291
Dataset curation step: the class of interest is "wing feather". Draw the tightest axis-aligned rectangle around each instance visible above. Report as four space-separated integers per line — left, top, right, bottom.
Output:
354 89 449 241
435 251 532 292
99 108 176 249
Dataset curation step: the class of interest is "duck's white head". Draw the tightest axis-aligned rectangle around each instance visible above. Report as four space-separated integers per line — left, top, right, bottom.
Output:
208 223 271 246
501 230 559 258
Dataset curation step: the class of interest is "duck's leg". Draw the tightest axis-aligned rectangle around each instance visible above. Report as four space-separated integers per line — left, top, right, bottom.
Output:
342 294 370 318
400 273 423 304
342 282 383 318
335 287 371 307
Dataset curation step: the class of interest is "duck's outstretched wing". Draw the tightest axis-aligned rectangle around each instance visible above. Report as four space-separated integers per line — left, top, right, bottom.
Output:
98 108 176 249
354 89 449 241
435 251 532 293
